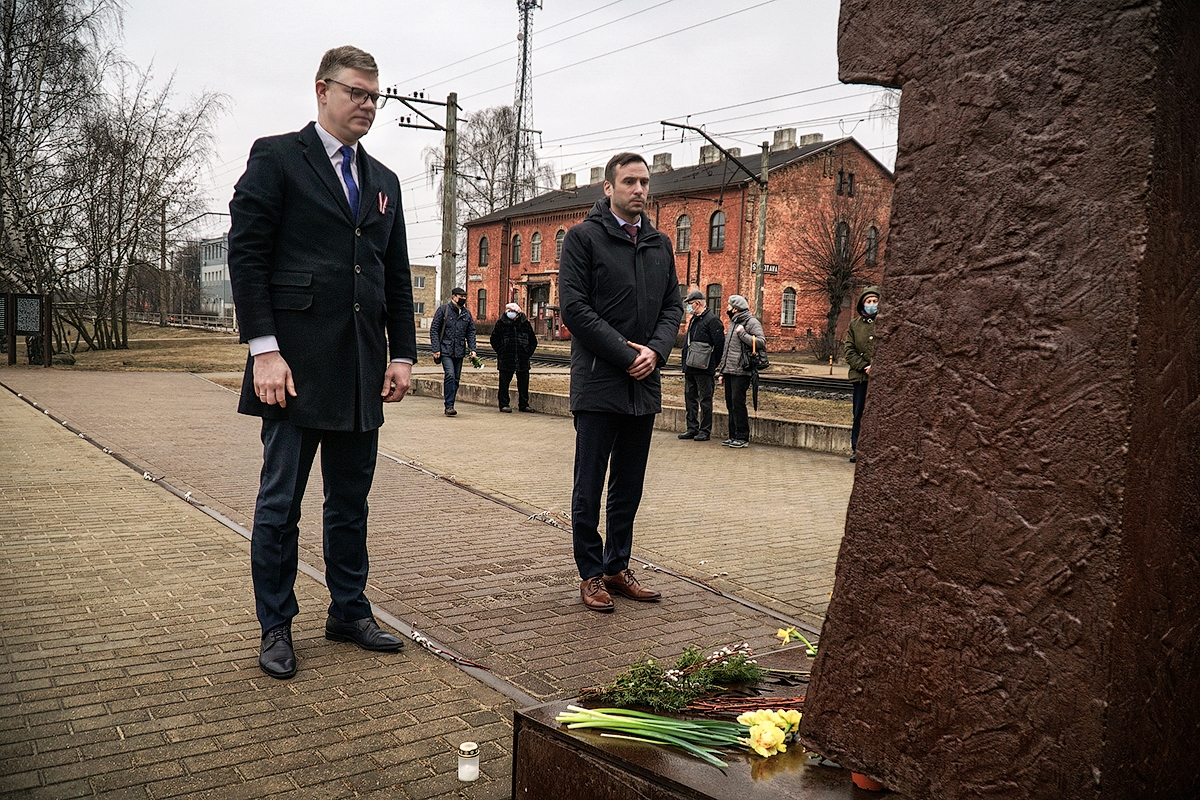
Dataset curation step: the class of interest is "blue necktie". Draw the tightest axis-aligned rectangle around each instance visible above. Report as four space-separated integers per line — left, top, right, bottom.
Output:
339 145 359 219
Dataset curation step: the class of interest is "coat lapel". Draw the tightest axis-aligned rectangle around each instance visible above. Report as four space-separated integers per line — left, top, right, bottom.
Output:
299 123 356 224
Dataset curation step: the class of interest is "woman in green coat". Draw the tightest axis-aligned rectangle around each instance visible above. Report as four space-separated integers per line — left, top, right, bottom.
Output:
845 286 880 463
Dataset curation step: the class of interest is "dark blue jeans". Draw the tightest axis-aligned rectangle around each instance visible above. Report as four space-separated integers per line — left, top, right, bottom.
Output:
571 411 655 580
250 418 378 634
441 356 464 408
851 379 869 452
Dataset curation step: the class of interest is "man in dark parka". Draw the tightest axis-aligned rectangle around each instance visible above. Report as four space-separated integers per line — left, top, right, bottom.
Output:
559 152 682 612
679 288 725 441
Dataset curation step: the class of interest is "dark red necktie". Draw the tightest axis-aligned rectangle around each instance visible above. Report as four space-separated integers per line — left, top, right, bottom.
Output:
622 223 638 244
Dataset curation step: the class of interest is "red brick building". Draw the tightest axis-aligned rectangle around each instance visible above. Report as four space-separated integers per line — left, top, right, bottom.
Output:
463 132 893 351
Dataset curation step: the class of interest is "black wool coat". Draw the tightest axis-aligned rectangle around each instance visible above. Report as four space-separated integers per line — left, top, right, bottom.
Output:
559 198 682 415
681 307 725 376
229 122 417 432
490 313 537 372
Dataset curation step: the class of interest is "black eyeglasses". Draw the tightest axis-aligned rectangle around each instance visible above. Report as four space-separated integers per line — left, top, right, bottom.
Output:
325 78 387 109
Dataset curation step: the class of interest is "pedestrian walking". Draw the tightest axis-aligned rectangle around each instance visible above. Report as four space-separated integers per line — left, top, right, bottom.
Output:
845 285 880 463
716 294 765 449
679 288 724 442
490 302 538 412
560 151 682 612
228 45 415 680
430 286 477 416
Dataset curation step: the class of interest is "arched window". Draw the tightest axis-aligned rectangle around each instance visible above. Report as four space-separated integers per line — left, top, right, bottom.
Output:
479 237 489 266
709 210 726 250
781 288 797 327
706 283 722 316
530 231 542 263
675 215 691 252
836 221 850 263
511 234 521 264
865 226 879 266
555 229 565 261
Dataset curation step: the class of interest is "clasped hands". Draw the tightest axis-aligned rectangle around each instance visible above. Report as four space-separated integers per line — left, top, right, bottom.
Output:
253 351 411 407
626 341 658 380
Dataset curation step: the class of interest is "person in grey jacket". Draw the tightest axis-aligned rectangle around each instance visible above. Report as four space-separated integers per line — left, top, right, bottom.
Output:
429 286 477 416
717 294 765 448
560 152 682 612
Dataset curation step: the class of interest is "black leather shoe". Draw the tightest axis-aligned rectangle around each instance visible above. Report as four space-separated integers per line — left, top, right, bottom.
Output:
500 406 512 413
259 625 296 679
678 430 697 439
325 616 405 652
694 433 710 441
519 406 536 413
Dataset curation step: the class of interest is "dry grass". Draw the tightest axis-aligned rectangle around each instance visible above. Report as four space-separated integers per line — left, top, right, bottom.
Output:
57 323 851 425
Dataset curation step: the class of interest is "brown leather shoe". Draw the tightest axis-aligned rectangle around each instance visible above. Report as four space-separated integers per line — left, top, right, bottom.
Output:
580 576 615 612
603 568 661 601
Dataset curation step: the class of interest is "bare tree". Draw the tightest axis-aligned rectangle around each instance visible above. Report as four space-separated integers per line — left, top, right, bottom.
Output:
786 178 889 361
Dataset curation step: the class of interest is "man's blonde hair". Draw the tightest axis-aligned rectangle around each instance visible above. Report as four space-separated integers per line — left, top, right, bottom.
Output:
316 46 379 82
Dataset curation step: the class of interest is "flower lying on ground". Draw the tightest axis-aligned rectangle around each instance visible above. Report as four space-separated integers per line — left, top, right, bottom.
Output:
776 627 818 657
556 705 803 768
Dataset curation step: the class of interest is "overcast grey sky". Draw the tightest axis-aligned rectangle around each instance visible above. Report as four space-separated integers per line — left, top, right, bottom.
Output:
121 0 897 259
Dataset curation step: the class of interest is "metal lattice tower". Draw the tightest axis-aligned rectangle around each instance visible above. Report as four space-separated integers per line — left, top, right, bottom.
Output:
508 0 541 207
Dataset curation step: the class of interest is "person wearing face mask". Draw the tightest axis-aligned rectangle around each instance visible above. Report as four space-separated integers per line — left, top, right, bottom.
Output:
716 294 765 449
679 289 725 441
490 302 538 412
844 286 880 463
429 287 477 416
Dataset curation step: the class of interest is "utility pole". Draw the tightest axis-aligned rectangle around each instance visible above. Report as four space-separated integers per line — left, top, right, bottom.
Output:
389 90 461 306
753 142 770 319
159 202 168 327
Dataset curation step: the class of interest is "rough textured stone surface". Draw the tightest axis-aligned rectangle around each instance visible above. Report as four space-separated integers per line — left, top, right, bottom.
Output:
799 2 1200 799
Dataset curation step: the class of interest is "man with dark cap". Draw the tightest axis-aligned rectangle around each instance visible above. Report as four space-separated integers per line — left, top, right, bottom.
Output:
679 288 725 441
559 151 682 612
429 287 477 416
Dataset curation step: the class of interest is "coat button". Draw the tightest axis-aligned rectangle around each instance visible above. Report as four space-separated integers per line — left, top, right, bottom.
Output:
355 265 361 273
355 228 362 236
354 303 361 312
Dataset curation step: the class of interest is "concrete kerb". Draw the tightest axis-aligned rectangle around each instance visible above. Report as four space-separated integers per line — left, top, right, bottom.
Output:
410 375 853 454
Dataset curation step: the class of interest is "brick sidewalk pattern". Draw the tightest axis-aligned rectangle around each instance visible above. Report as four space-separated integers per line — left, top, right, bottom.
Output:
0 367 854 798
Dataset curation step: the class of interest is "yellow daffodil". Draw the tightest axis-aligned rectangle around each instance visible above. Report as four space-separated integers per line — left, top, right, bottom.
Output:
781 709 801 728
745 722 787 757
776 628 793 644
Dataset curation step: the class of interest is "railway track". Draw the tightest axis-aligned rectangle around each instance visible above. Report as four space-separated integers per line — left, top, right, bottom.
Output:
416 343 851 397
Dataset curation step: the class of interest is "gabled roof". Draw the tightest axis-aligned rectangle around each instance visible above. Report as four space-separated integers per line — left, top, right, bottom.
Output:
464 137 889 227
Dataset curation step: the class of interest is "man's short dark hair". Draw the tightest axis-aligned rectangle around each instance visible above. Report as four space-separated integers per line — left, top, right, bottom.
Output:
316 46 379 82
604 152 648 184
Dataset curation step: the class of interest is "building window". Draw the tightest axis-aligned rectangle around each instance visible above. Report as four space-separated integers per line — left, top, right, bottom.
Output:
530 231 542 263
511 235 521 264
477 289 487 320
479 237 489 266
706 283 722 315
865 226 878 266
836 221 850 263
781 288 796 327
709 211 725 251
676 215 691 252
837 169 845 195
413 275 426 289
413 301 425 314
555 229 565 260
848 172 856 196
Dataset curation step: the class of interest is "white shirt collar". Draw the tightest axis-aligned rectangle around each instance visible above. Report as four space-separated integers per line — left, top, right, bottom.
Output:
611 210 640 230
314 121 357 160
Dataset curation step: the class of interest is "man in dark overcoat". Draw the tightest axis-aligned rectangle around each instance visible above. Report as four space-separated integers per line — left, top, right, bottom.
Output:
559 152 682 612
228 45 417 679
679 288 725 441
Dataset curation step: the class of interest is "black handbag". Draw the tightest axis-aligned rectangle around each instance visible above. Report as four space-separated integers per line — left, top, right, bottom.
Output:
744 336 769 371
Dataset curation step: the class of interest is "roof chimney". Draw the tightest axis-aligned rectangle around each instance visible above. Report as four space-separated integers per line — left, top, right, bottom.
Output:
651 152 673 174
771 128 797 152
727 147 741 160
699 144 719 165
590 167 604 185
798 132 824 146
560 173 576 191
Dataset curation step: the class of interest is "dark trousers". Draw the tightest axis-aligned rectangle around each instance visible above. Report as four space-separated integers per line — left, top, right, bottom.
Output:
724 373 752 441
683 372 715 435
571 411 655 580
441 356 464 408
498 368 530 410
851 379 869 452
251 418 378 635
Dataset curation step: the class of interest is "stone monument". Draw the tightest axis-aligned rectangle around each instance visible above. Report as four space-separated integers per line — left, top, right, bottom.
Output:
799 2 1199 798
